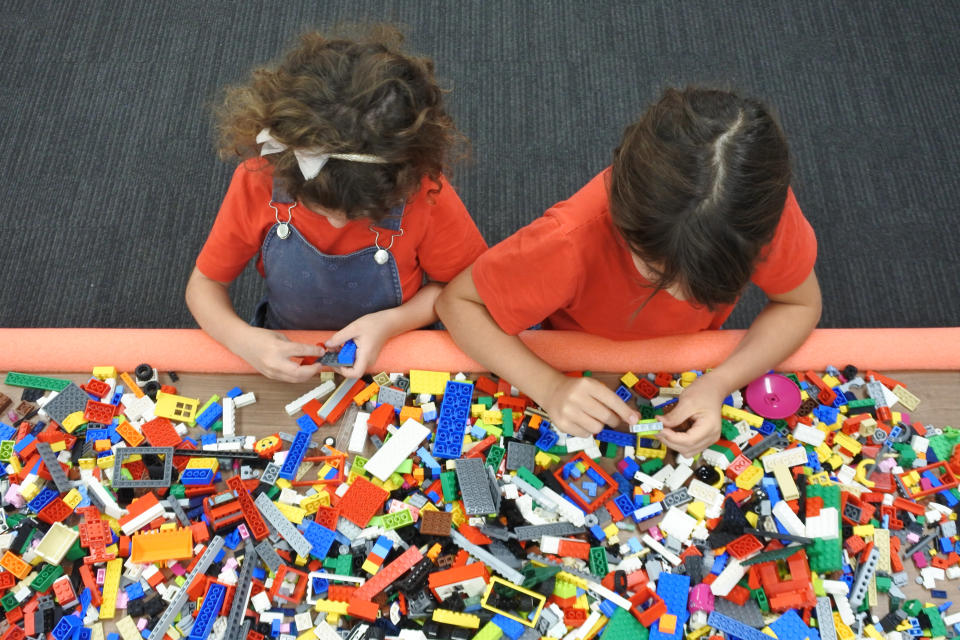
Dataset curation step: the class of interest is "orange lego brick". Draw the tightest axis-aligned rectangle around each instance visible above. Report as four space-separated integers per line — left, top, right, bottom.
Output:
130 527 194 563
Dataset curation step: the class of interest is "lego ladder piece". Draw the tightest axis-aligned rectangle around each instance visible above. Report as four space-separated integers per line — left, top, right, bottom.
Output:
848 546 879 609
146 535 225 640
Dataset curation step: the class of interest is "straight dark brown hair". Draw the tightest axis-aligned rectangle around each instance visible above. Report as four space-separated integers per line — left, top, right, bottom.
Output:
610 87 791 308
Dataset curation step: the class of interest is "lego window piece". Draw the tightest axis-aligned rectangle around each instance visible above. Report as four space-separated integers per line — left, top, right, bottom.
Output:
111 446 174 488
480 577 547 628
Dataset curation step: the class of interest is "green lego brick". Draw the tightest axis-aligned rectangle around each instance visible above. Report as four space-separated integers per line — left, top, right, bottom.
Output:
903 599 922 616
601 607 649 640
721 419 739 441
589 546 608 577
604 442 618 459
846 398 875 411
753 587 770 613
501 409 514 437
64 532 86 562
521 563 560 590
893 442 916 468
805 483 843 572
441 470 458 502
485 445 505 470
472 622 503 640
928 432 960 463
380 509 414 530
640 458 664 474
476 396 494 409
3 372 72 392
30 563 64 592
517 466 543 489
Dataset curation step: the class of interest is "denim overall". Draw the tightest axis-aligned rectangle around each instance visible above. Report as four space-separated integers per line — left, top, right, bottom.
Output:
251 182 405 330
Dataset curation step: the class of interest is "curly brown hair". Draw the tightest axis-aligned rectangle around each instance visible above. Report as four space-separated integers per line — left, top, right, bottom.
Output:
215 25 463 222
610 87 791 309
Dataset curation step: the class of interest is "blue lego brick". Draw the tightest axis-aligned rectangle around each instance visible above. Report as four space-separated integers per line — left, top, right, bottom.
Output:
612 494 635 519
535 426 559 451
77 628 92 640
416 447 441 476
758 420 776 436
300 521 336 559
470 424 487 440
432 380 473 459
225 387 243 399
595 428 634 447
296 413 319 433
615 385 632 403
200 432 217 447
813 405 838 425
831 387 846 408
707 612 771 640
941 489 960 508
29 487 59 513
14 434 35 455
337 340 357 366
583 481 597 497
491 613 525 640
564 461 582 479
656 572 690 615
311 575 329 597
189 582 227 640
85 428 110 442
180 468 214 485
125 582 144 600
711 552 729 575
195 403 223 430
769 610 819 640
586 468 606 485
279 428 313 480
612 471 633 498
0 423 15 441
51 615 81 640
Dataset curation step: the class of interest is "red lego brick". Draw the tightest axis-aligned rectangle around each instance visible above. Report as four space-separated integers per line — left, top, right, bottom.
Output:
83 399 117 424
141 417 182 447
314 504 341 530
725 534 763 561
226 476 269 541
474 376 498 396
37 497 71 524
366 403 395 440
82 378 112 399
633 378 659 400
353 545 423 600
339 477 388 527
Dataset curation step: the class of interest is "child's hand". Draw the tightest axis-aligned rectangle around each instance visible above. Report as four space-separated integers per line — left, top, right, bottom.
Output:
657 374 727 457
232 327 325 383
541 375 639 437
324 311 394 378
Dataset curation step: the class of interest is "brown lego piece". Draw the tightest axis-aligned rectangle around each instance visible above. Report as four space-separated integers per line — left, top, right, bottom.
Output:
419 510 453 537
14 401 35 418
0 392 11 414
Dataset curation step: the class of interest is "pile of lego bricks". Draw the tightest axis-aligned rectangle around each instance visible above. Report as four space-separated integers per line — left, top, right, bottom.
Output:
0 363 959 640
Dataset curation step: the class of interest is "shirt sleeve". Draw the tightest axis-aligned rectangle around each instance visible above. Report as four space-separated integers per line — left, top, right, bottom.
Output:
750 187 818 295
416 176 489 282
472 213 580 335
195 162 271 283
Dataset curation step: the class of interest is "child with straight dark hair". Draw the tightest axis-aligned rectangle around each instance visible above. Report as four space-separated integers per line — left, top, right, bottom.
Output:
437 87 821 457
187 26 487 382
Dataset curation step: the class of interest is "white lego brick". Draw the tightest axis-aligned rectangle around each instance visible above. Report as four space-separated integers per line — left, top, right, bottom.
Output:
233 392 257 408
701 448 730 470
659 507 696 541
910 435 929 454
251 590 272 613
313 621 342 640
710 558 745 597
284 381 335 416
772 500 806 537
821 580 850 596
564 436 594 453
687 478 722 507
364 419 431 481
347 411 370 454
836 465 857 486
794 424 826 446
761 445 809 472
221 396 236 438
642 534 681 566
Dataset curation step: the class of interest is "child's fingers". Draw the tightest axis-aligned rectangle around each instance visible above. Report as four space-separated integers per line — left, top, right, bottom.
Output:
590 383 640 425
660 402 692 428
324 327 354 348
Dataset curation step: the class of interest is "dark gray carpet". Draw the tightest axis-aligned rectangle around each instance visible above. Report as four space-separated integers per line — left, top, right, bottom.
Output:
2 1 958 329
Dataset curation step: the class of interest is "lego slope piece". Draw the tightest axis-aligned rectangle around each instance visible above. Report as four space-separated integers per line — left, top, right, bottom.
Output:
364 418 430 481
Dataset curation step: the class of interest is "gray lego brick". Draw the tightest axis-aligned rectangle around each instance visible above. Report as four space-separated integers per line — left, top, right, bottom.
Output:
513 522 586 541
167 497 191 527
254 539 283 573
35 442 72 493
376 385 407 411
450 530 524 585
816 597 838 640
260 462 281 485
112 446 175 488
715 596 764 628
43 383 90 425
455 457 497 516
505 441 536 472
224 540 258 639
254 492 313 558
661 486 693 510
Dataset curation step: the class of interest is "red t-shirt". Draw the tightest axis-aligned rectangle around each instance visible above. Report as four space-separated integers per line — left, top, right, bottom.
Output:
197 159 488 301
472 169 817 340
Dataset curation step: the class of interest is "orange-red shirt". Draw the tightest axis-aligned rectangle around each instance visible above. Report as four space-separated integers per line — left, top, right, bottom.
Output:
197 159 488 301
472 169 817 340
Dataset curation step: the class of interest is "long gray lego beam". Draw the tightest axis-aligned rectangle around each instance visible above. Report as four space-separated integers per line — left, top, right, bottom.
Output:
224 540 258 639
147 535 225 640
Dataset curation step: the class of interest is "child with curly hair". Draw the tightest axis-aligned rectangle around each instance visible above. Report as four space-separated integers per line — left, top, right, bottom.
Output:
187 26 487 382
438 87 821 457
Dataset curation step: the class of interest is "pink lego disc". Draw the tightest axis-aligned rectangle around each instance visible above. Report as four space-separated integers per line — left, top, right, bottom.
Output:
744 373 802 419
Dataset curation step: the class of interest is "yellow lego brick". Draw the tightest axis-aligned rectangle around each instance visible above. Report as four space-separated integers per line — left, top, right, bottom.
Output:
61 411 86 433
735 464 764 490
621 372 640 388
362 559 380 574
77 457 94 470
827 454 844 470
822 375 840 388
720 406 763 428
408 370 450 396
772 465 799 501
433 609 481 629
99 558 123 619
636 445 667 460
556 571 588 589
274 502 306 524
834 614 854 640
833 432 862 456
62 488 82 510
451 502 467 527
296 631 314 640
97 455 115 470
19 481 39 501
815 443 832 462
745 511 759 527
761 627 777 638
686 501 706 521
300 493 325 515
471 403 486 418
680 371 698 386
153 391 199 424
275 478 292 490
480 410 503 425
313 599 349 615
809 471 833 486
863 625 883 640
185 457 220 471
535 451 561 467
687 626 712 640
49 440 67 453
92 366 118 380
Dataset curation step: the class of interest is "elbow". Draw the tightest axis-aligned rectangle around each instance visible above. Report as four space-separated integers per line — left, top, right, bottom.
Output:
435 284 455 326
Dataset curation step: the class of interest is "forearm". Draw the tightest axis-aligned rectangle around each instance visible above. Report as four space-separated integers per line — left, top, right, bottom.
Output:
707 299 821 394
377 283 445 336
185 268 250 352
436 294 562 408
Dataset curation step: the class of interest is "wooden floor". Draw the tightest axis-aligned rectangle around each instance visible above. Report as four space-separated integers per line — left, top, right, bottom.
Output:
3 369 958 609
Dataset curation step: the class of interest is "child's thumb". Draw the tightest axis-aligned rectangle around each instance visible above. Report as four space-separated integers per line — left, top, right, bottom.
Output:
660 404 689 428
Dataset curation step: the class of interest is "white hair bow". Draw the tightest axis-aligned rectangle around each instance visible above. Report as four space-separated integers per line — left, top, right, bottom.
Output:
256 128 387 180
